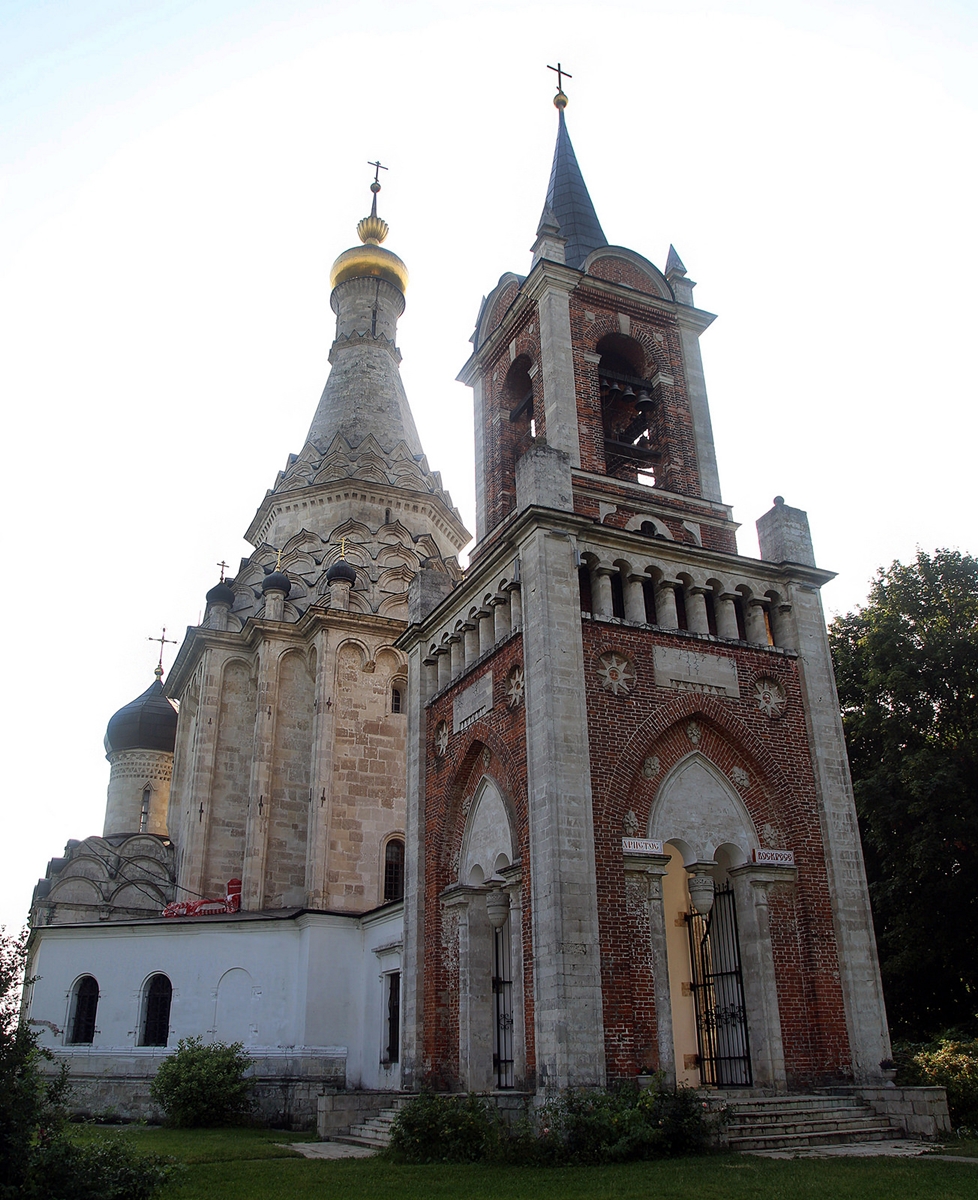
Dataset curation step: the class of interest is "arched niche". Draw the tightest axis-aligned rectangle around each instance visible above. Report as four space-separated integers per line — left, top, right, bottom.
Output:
649 752 757 864
459 776 514 886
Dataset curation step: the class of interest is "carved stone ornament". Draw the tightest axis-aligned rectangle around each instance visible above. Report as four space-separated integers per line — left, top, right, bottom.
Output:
641 755 660 779
622 809 639 836
506 665 525 708
434 720 449 757
754 677 787 718
482 746 491 769
686 720 701 745
730 765 750 790
596 652 636 696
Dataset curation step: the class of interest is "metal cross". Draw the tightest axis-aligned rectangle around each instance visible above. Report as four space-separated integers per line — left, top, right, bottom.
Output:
216 560 230 582
367 160 388 183
547 62 572 93
147 626 177 671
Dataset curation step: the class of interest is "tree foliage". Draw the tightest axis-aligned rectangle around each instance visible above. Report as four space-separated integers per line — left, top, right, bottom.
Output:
829 549 978 1038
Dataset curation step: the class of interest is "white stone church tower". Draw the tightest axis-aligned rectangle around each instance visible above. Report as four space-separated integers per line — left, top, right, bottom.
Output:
25 177 467 1121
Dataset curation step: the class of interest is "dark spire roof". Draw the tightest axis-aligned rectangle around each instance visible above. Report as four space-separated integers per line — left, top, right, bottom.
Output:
104 678 178 757
541 108 607 270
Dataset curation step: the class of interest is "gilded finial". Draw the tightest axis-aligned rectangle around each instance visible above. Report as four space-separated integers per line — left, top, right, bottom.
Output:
548 61 571 108
358 160 389 245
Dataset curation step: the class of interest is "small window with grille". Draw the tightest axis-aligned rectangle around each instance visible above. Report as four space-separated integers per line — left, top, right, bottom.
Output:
383 839 405 903
68 975 99 1044
140 974 172 1047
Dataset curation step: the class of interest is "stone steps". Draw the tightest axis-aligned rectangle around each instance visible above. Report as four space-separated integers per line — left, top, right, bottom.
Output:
331 1102 403 1149
719 1093 901 1153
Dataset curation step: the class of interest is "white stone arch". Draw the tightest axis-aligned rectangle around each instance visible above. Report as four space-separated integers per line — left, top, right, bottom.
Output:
459 776 514 886
649 752 757 864
214 967 256 1045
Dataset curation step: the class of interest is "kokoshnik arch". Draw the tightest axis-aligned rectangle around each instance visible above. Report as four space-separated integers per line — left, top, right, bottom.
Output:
23 84 889 1121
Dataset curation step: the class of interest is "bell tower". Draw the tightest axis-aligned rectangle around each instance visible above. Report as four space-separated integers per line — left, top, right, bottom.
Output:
401 84 890 1095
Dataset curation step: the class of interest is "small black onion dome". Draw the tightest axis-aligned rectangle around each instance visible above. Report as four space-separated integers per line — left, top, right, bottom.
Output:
104 678 178 757
205 580 235 607
261 570 291 596
326 558 357 585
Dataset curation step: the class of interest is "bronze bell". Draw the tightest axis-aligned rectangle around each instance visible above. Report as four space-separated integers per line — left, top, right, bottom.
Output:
635 389 654 415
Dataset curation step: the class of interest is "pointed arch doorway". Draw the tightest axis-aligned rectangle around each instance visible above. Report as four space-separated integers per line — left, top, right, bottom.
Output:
651 753 760 1089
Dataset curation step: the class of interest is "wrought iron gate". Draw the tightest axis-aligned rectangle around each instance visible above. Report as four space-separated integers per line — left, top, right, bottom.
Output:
687 884 752 1087
492 924 515 1088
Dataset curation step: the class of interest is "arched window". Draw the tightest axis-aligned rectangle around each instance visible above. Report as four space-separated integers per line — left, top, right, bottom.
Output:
140 974 172 1047
391 685 403 714
68 975 99 1044
140 784 151 832
384 839 405 903
597 335 657 477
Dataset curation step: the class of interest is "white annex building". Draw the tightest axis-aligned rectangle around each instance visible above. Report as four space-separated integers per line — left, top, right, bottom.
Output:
25 93 928 1138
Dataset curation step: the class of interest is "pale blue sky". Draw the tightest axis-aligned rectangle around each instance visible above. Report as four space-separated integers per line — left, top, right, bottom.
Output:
2 0 976 929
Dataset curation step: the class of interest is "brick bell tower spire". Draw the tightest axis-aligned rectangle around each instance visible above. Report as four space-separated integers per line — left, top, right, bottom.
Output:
400 83 891 1098
542 71 607 270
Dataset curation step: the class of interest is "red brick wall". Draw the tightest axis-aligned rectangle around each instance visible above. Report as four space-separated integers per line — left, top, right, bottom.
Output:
419 635 536 1087
581 619 851 1085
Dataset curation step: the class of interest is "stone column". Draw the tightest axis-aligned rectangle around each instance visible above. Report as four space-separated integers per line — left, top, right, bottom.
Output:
537 276 581 467
624 574 647 624
477 607 495 655
625 852 676 1087
422 654 439 696
401 636 430 1090
436 644 452 691
787 576 892 1080
443 885 495 1092
505 581 522 629
770 601 796 650
744 598 769 646
449 633 464 680
519 523 605 1088
655 581 680 631
463 621 480 668
716 593 740 640
591 566 614 619
491 594 511 641
686 587 710 635
729 863 795 1090
242 638 282 910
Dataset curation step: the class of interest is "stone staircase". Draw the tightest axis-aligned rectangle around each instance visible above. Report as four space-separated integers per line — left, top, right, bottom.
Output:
719 1094 899 1153
330 1095 410 1149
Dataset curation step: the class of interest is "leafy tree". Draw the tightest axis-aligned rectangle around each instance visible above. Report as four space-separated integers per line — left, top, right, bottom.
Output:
829 550 978 1038
0 928 175 1199
0 927 68 1198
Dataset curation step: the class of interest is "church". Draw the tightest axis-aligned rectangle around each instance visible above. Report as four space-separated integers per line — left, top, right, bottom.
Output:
24 86 892 1124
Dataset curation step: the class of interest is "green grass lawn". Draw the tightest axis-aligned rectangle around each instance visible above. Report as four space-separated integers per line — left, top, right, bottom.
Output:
70 1125 978 1200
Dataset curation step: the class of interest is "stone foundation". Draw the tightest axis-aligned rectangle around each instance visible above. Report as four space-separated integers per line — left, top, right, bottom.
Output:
45 1051 346 1128
826 1086 951 1140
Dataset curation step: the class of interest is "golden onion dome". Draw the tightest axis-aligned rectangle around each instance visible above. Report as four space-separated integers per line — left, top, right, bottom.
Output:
329 178 409 293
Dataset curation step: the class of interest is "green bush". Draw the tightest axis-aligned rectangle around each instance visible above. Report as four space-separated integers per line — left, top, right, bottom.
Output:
535 1084 715 1164
387 1083 717 1166
150 1036 254 1127
24 1136 177 1200
388 1091 503 1163
894 1036 978 1132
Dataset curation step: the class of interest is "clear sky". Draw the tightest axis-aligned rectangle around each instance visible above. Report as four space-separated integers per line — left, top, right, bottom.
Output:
2 0 976 931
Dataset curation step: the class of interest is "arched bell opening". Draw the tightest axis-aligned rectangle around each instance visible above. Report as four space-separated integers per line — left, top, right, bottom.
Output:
596 333 660 485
